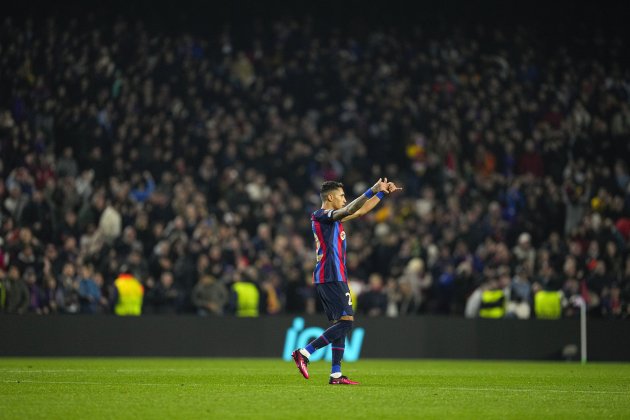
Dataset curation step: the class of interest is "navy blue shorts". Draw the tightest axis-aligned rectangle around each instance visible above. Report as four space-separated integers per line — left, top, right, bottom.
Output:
315 282 354 321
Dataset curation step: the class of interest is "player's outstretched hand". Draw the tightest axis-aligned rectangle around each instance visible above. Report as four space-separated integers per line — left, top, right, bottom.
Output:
371 178 390 193
387 181 403 193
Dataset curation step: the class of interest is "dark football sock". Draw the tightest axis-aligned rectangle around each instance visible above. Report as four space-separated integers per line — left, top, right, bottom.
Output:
331 336 345 374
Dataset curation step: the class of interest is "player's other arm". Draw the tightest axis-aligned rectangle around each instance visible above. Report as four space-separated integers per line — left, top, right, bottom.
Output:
330 178 389 222
341 181 402 222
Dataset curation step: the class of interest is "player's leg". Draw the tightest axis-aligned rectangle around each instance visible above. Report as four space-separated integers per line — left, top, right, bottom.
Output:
292 283 352 379
293 319 354 380
300 282 352 356
327 282 359 385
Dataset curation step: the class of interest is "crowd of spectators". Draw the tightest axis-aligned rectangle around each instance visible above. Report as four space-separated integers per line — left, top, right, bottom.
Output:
1 13 630 319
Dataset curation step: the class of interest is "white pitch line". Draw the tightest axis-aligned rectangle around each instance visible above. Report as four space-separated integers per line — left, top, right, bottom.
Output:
0 369 99 373
0 370 171 373
439 387 628 395
1 379 202 387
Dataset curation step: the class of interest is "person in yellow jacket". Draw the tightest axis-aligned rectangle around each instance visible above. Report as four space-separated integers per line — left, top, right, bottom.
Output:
113 268 144 316
231 274 260 317
479 277 506 319
534 286 564 319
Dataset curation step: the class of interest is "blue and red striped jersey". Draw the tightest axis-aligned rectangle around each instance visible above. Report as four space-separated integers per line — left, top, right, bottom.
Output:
311 209 347 284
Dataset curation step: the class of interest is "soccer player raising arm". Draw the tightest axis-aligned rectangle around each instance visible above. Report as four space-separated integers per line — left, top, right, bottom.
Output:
292 178 402 385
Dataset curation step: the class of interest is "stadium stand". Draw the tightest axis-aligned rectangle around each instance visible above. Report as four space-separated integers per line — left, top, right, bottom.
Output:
1 4 629 319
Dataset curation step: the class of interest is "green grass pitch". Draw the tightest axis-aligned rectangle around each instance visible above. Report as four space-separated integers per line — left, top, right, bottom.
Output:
1 358 629 419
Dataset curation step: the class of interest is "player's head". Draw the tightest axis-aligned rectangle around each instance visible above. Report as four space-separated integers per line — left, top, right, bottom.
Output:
320 181 346 209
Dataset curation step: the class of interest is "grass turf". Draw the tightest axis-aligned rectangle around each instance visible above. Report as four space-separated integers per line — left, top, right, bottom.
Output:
1 358 629 419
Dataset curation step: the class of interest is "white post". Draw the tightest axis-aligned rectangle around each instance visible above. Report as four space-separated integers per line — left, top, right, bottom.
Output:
577 297 587 364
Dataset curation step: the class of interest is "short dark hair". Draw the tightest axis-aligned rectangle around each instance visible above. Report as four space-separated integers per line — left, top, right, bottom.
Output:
320 181 343 201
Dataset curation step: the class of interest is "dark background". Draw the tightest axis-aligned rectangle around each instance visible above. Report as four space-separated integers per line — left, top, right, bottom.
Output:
6 1 630 32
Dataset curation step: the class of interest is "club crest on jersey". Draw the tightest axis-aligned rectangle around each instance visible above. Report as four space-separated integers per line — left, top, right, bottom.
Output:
340 231 346 240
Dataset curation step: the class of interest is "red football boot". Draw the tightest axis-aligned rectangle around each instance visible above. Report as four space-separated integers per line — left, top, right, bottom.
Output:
291 350 310 379
329 375 359 385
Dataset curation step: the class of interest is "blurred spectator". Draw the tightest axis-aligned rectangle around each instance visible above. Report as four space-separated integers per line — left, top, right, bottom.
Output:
125 249 150 284
56 262 80 314
130 172 156 204
4 266 29 314
478 276 506 319
41 275 59 314
24 267 45 314
78 193 106 232
192 274 228 316
358 273 388 317
144 271 181 314
230 273 260 317
113 268 144 316
390 278 422 317
56 148 78 178
512 233 535 272
396 258 432 314
98 203 122 244
78 265 102 314
260 272 281 315
533 285 564 319
506 265 532 319
601 284 627 319
19 189 53 243
585 260 613 316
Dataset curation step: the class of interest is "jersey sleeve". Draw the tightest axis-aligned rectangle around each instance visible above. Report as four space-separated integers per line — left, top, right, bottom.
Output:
312 209 336 223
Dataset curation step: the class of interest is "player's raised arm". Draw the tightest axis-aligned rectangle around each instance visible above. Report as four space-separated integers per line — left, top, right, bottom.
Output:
329 178 389 222
341 180 403 222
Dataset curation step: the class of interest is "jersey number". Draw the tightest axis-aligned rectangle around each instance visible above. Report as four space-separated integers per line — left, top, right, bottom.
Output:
345 292 353 306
